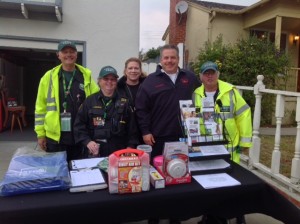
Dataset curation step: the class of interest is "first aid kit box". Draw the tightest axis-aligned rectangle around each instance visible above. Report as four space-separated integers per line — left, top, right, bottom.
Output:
108 149 150 194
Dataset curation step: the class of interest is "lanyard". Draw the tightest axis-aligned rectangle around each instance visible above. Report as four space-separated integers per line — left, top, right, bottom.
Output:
62 70 76 112
101 98 112 119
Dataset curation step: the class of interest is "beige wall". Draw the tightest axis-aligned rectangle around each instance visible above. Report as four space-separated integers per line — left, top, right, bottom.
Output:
211 14 247 44
185 6 248 65
185 5 210 64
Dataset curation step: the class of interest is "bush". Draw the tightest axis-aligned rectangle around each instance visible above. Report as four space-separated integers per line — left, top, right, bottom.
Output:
146 47 160 59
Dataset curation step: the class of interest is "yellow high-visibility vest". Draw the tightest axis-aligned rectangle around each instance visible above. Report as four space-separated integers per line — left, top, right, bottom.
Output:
193 80 252 163
34 64 99 142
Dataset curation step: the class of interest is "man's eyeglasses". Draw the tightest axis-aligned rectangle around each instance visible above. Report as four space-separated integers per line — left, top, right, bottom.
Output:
203 70 217 76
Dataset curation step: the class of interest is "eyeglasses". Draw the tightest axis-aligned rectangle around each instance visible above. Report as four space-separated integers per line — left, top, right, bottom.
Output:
102 77 117 82
203 70 217 76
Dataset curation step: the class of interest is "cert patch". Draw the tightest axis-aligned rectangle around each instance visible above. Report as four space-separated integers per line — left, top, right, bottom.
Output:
93 117 105 126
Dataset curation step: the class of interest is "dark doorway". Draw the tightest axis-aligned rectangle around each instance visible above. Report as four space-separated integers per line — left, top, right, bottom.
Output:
0 48 82 125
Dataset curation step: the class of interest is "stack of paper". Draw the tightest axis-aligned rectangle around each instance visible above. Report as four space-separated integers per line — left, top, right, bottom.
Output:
189 159 230 172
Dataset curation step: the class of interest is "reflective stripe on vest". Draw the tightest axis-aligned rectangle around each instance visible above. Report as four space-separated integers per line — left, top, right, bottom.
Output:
35 114 45 119
220 90 234 120
47 71 57 111
35 120 44 125
236 103 250 116
240 136 252 143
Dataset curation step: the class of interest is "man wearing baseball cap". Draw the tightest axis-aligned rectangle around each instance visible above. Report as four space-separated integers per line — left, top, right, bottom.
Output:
34 39 99 161
57 40 77 51
194 61 252 224
74 65 139 157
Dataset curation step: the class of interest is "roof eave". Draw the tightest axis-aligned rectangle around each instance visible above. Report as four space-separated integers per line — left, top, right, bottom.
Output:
189 0 271 15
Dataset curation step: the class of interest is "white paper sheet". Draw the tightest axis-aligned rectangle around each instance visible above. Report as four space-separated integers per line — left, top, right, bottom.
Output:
199 145 229 156
193 173 241 189
70 168 106 187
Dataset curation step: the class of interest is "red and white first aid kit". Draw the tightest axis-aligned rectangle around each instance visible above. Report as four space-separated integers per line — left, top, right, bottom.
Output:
108 149 150 194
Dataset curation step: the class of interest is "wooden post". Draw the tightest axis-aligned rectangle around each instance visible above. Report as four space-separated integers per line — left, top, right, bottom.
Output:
291 96 300 184
249 75 265 167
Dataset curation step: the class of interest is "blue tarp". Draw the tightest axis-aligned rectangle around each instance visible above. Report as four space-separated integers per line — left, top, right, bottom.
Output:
0 147 70 196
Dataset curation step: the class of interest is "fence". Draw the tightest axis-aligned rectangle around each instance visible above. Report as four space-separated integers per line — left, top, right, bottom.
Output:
236 75 300 202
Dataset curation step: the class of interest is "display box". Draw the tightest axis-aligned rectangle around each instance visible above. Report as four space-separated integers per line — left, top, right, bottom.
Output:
150 166 165 189
108 149 150 194
159 142 191 185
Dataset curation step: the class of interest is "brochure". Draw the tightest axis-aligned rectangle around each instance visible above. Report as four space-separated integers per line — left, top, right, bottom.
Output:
189 145 229 156
185 117 200 136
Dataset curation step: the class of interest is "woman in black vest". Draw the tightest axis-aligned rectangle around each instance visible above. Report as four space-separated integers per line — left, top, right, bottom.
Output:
74 65 139 157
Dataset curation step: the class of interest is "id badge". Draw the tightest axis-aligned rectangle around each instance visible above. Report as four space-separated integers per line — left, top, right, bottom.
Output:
61 112 71 132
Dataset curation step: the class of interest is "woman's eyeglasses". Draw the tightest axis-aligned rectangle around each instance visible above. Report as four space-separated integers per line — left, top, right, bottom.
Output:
102 77 117 82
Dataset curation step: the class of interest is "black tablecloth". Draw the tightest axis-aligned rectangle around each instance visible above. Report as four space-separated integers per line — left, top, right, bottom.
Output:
0 162 299 224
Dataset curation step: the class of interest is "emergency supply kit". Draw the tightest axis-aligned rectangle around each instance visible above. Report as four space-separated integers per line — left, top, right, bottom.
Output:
108 148 150 194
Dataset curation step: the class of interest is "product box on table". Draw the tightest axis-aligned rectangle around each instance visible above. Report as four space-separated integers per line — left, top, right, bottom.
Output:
150 166 165 189
108 148 150 194
156 142 191 185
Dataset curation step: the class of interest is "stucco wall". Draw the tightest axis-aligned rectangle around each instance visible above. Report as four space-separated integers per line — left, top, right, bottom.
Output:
0 0 140 79
185 6 248 65
211 14 247 45
185 6 209 64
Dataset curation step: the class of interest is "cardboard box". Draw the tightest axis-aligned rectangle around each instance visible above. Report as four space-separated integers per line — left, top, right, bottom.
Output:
161 142 191 185
150 166 165 189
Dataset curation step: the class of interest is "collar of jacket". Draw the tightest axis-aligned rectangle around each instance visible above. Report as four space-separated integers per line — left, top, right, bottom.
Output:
195 80 234 98
154 66 182 76
97 90 116 101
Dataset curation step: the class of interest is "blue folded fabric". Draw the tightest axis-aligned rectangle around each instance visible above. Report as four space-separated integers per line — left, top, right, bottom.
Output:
0 147 70 196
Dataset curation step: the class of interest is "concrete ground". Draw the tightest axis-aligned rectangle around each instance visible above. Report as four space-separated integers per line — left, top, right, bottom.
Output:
0 140 284 224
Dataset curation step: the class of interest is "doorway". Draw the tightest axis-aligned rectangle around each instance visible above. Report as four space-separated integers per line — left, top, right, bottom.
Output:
0 47 82 126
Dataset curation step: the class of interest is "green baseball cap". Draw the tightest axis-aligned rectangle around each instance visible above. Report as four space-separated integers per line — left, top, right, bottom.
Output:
200 61 218 73
57 40 77 51
99 66 119 79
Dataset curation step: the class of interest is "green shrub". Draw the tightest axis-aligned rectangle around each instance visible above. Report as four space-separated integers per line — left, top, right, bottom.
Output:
146 47 160 59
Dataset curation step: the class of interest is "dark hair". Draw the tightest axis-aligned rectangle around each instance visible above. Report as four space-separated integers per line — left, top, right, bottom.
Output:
159 44 179 56
124 57 147 77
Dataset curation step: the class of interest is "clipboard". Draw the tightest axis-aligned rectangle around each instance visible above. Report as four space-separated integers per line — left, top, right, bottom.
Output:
69 167 108 193
70 157 105 169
